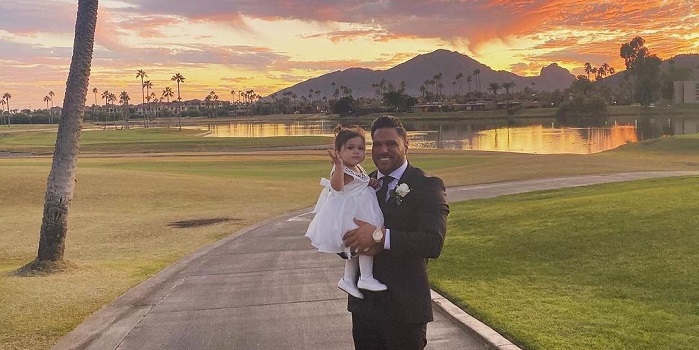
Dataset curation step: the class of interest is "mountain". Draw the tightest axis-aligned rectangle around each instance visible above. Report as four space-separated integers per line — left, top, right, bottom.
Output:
271 49 576 100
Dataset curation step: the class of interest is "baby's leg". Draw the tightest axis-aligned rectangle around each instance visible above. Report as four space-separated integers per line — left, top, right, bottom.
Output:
357 256 387 291
343 257 358 282
337 258 364 299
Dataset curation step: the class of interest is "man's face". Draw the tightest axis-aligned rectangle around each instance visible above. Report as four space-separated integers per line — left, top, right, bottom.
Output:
372 127 408 175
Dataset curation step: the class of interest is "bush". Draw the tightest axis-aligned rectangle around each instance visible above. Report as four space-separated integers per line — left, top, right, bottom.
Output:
556 95 607 118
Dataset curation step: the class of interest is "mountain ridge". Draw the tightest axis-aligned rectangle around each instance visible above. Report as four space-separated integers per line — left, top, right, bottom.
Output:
272 49 576 100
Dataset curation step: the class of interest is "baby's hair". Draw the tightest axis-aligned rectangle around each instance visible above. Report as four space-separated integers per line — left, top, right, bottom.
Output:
333 124 366 150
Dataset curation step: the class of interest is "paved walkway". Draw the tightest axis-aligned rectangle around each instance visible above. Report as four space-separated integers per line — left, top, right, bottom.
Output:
52 171 699 350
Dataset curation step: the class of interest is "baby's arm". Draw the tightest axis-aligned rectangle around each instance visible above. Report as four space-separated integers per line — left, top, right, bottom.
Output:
328 149 345 191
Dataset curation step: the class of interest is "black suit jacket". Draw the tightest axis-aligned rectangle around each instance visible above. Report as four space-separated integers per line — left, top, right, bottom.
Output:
348 163 449 323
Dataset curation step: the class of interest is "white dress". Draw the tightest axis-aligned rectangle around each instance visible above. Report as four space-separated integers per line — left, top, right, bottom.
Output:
305 165 384 254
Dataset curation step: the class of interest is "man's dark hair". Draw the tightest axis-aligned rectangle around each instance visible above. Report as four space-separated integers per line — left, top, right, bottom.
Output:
370 115 407 140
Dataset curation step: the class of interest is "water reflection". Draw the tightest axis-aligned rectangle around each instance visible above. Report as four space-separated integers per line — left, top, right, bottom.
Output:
204 121 334 138
199 116 697 154
410 124 637 154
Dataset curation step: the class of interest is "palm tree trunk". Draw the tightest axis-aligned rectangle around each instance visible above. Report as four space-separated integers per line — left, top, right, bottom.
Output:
36 0 98 263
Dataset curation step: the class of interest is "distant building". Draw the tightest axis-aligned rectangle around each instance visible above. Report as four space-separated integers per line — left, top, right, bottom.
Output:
673 81 699 104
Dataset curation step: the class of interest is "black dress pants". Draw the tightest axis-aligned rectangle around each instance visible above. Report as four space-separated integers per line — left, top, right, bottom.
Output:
351 311 427 350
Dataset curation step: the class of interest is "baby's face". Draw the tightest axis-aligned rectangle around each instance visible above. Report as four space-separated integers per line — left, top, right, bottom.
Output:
338 136 366 166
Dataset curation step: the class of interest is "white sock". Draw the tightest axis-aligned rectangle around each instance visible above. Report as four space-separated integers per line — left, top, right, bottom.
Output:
343 257 359 282
358 255 375 280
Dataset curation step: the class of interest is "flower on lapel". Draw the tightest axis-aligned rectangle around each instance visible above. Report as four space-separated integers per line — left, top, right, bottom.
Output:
390 183 411 205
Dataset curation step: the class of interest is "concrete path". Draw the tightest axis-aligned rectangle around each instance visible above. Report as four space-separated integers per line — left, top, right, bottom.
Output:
52 171 699 350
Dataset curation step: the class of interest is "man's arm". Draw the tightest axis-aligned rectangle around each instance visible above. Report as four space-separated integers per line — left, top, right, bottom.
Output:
389 176 448 258
343 176 448 258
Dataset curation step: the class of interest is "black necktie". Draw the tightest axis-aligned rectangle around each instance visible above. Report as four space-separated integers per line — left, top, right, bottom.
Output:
377 175 393 204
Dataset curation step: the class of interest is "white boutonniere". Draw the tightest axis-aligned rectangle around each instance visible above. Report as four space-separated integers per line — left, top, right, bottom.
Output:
390 183 411 205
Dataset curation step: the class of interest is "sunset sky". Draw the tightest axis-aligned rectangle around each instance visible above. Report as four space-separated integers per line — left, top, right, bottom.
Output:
1 0 697 110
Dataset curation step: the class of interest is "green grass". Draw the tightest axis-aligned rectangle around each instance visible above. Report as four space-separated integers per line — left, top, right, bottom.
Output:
0 128 332 154
1 128 698 349
616 133 699 155
430 177 699 350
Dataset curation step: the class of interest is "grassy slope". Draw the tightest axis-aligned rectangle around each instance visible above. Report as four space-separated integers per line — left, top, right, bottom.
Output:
430 177 699 350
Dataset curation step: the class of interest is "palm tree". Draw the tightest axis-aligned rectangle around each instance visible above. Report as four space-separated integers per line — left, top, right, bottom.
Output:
171 72 185 130
584 62 593 80
136 69 147 107
230 89 235 103
466 75 472 93
162 87 174 103
22 0 99 271
434 73 443 100
473 69 481 91
92 87 98 105
488 82 501 103
0 99 5 126
455 73 464 96
48 91 56 108
101 90 110 107
3 93 12 126
119 91 130 129
142 80 153 127
502 81 515 96
44 95 51 110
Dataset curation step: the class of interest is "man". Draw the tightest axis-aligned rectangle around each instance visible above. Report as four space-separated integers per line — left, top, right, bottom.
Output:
343 115 449 350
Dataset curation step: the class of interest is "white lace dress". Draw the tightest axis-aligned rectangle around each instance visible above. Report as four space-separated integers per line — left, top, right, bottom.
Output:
305 165 384 254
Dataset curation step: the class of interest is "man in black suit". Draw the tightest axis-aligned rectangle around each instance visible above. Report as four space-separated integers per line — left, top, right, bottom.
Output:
343 115 449 350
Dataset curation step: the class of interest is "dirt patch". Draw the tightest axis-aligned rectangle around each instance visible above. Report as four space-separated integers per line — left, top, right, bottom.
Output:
169 217 240 228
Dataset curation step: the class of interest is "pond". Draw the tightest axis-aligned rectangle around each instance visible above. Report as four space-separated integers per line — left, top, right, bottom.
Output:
197 116 699 154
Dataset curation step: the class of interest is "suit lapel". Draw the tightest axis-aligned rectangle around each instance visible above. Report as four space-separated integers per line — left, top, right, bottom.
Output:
384 164 416 212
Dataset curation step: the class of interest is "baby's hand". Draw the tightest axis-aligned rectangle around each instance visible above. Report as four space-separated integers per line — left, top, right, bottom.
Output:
369 178 379 189
327 149 343 166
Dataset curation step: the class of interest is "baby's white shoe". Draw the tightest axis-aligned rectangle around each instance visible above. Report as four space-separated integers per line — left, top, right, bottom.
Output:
338 278 364 299
357 277 388 291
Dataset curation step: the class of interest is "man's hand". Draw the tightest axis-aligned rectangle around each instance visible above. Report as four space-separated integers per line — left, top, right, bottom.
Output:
343 219 383 256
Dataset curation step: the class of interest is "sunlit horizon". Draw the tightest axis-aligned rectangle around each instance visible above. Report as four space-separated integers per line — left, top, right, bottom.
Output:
1 0 697 111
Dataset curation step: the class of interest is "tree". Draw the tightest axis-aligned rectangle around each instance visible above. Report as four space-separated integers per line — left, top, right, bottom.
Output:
619 36 662 106
0 99 4 126
2 93 11 126
136 69 147 106
584 62 593 80
333 96 355 116
119 90 130 128
570 75 594 95
466 75 472 93
382 90 417 112
142 80 153 127
502 81 515 96
18 0 99 273
473 69 481 91
162 87 174 103
455 73 464 96
48 91 56 109
171 72 185 130
488 82 501 102
101 90 110 107
44 95 51 110
92 87 98 105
